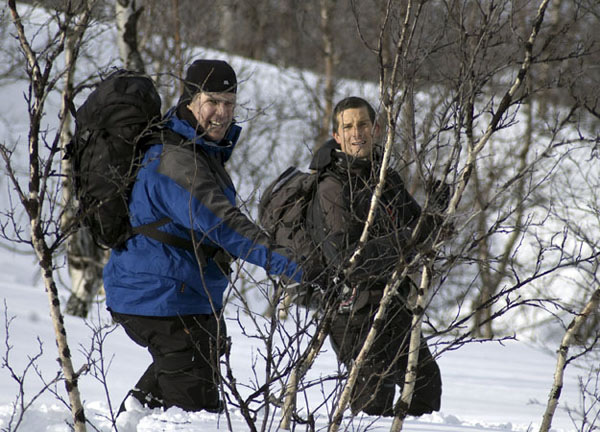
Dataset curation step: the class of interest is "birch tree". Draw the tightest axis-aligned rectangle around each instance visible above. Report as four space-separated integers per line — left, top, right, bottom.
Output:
115 0 144 72
1 2 96 430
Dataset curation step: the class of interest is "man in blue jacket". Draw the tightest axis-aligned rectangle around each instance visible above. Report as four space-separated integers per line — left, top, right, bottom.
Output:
104 59 310 414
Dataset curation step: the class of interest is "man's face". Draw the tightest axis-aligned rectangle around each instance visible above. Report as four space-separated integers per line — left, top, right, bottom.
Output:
333 107 378 158
187 92 236 142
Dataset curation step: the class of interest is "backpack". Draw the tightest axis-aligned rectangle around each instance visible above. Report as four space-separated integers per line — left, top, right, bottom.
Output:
68 69 230 267
258 166 323 307
68 69 162 249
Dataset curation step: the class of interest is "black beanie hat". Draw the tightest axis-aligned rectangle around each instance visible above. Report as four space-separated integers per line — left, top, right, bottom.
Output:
178 59 237 106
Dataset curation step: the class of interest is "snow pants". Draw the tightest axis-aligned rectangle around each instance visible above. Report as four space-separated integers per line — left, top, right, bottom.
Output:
112 311 227 412
328 297 442 417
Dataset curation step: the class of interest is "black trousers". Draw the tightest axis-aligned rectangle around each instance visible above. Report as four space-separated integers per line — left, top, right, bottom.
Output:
328 299 442 416
112 311 227 412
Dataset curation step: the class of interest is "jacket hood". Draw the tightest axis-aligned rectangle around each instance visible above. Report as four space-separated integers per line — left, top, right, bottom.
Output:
309 139 338 171
164 107 241 163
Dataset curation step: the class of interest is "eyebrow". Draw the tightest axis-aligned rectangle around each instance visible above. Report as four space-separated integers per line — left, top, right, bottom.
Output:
342 119 369 127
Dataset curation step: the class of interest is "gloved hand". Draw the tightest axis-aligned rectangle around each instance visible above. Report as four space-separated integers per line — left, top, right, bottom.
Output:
276 266 331 311
298 270 355 312
302 264 330 291
428 179 452 213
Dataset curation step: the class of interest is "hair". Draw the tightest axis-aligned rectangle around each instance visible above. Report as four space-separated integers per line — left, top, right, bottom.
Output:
331 96 376 133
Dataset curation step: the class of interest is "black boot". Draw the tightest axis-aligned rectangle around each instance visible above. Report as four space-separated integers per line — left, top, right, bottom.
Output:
203 399 225 414
350 367 395 417
406 398 434 416
117 364 165 415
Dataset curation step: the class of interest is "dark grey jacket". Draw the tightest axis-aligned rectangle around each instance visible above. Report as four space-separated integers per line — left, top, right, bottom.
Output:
308 140 425 295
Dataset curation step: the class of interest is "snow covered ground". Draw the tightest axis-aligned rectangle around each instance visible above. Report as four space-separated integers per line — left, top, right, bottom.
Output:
0 246 585 432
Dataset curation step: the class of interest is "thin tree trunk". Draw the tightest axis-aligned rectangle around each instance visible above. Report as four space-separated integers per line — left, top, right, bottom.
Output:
316 0 336 149
1 148 88 432
172 0 184 95
115 0 145 72
279 311 332 430
7 2 91 429
218 1 236 53
37 241 87 431
390 265 430 431
539 289 600 432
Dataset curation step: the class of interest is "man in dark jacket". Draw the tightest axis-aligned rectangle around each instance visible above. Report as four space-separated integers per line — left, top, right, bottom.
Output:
104 59 313 414
308 96 443 417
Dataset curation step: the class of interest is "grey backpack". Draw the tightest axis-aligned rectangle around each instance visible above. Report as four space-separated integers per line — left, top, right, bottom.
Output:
259 167 324 306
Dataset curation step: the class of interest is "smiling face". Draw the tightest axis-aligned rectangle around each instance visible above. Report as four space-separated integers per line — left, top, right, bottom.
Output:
333 107 379 159
187 91 236 142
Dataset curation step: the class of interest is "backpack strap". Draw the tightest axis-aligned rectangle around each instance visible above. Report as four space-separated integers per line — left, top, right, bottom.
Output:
132 217 228 270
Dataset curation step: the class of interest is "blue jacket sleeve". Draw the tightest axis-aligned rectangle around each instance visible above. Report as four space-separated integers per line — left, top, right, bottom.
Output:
152 143 303 283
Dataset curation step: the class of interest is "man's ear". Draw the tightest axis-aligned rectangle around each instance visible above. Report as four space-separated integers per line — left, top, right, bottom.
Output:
187 92 203 110
332 131 342 145
186 96 196 112
372 121 381 141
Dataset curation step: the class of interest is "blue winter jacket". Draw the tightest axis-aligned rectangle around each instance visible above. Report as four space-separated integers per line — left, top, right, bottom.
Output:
103 109 302 316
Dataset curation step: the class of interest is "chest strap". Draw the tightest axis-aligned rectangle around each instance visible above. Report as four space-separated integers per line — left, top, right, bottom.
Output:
132 217 231 272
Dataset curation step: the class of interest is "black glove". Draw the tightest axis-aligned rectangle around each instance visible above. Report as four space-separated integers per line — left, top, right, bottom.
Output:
428 179 452 213
277 266 331 310
302 268 356 311
302 265 330 289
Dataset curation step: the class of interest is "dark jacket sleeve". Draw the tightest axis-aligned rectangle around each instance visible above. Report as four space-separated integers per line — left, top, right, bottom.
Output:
387 171 444 246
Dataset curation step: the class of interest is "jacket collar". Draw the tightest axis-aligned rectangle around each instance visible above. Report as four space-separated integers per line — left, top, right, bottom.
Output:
164 107 242 163
309 139 338 170
309 138 374 178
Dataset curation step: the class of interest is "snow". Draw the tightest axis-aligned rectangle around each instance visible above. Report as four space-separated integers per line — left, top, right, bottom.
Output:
0 253 584 431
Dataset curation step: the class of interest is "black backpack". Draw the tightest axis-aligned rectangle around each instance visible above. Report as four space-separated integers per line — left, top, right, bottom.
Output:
68 69 162 249
68 69 230 267
259 166 324 306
